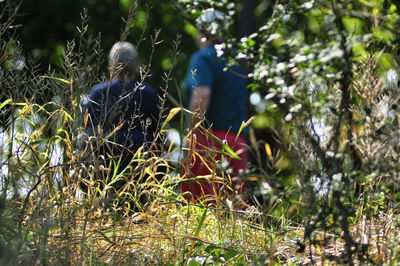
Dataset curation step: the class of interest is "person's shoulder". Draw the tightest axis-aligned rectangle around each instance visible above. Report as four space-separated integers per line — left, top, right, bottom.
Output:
141 83 155 92
200 46 217 57
192 46 216 60
89 81 118 96
142 84 158 97
132 81 156 97
189 47 217 70
139 83 159 108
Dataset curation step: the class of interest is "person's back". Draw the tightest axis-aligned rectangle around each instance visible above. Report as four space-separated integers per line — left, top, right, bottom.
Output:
183 45 248 134
86 80 159 153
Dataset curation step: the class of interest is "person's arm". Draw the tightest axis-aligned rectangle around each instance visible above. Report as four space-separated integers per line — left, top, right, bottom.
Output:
189 85 211 129
186 53 214 129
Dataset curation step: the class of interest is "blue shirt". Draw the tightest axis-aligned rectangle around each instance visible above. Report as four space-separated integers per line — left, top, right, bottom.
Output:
85 80 159 151
184 46 249 134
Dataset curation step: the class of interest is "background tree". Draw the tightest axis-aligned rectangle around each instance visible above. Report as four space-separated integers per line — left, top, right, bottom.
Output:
178 0 399 263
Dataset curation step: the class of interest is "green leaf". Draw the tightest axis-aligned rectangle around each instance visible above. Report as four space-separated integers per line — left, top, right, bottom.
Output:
203 129 242 160
187 260 201 266
223 249 240 260
184 21 198 40
235 116 255 142
29 138 54 145
377 52 396 72
193 208 207 238
342 17 364 35
352 43 368 59
119 0 131 10
176 175 224 185
247 83 260 91
372 27 395 43
246 38 256 47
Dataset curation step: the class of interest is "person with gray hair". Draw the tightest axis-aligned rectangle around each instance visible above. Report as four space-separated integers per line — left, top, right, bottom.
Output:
84 41 159 172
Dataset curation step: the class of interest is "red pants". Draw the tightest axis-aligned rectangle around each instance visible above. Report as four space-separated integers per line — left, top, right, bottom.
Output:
181 128 248 204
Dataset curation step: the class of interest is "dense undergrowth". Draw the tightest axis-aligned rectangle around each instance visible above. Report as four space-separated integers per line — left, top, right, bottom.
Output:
1 0 400 265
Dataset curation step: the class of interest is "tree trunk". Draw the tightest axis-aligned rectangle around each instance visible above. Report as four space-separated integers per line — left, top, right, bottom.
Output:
239 0 257 37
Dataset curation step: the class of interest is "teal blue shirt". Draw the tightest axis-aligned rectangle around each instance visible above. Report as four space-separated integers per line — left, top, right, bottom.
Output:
184 46 249 135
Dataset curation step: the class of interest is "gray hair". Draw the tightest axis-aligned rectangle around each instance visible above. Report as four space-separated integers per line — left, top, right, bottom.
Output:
108 41 138 80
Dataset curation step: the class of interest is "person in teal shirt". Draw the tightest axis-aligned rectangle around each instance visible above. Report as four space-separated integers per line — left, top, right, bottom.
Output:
181 11 249 205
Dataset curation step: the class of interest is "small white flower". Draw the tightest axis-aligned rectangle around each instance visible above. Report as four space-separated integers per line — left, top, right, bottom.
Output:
267 33 282 42
302 1 314 9
236 52 247 59
259 24 270 31
283 14 291 21
265 92 276 100
80 96 88 106
13 58 26 70
285 113 293 121
292 54 308 63
214 43 225 57
331 173 343 190
332 173 342 182
275 78 285 85
290 103 302 112
260 182 272 195
377 101 389 118
326 151 335 157
249 33 258 39
320 46 344 62
287 85 296 96
227 3 235 9
259 69 269 78
220 158 230 169
276 62 286 73
385 69 398 90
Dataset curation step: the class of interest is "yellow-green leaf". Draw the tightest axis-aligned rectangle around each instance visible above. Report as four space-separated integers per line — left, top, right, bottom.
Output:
40 75 71 84
0 99 12 110
161 107 182 129
265 143 273 161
